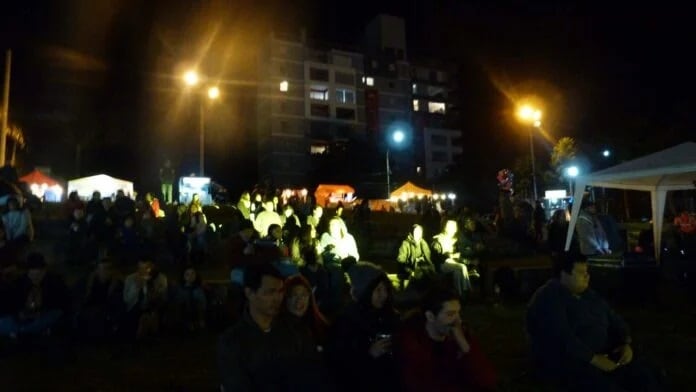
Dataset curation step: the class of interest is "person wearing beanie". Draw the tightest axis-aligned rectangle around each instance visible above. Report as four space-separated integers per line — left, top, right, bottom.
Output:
326 262 400 392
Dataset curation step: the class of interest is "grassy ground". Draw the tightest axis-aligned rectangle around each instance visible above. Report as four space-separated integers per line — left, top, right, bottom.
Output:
3 210 695 391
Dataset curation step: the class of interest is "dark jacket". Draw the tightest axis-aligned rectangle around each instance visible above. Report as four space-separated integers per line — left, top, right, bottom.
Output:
217 311 332 392
527 279 630 378
326 301 400 391
10 272 70 316
396 234 434 278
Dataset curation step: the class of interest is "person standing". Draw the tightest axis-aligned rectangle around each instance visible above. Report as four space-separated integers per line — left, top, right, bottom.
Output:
159 159 176 205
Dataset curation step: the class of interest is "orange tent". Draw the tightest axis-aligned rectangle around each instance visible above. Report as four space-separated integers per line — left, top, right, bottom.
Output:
20 169 59 187
314 184 356 207
390 181 432 199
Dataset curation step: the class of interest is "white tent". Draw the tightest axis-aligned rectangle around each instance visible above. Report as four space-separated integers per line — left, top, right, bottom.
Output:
68 174 134 200
565 142 696 261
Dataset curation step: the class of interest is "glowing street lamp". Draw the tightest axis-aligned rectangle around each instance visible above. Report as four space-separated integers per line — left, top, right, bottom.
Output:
602 149 611 158
181 69 220 176
183 70 199 86
517 104 543 201
386 129 406 198
566 166 579 178
207 86 220 100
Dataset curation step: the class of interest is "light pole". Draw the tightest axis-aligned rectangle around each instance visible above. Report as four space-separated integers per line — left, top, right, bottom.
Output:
183 70 219 176
566 165 579 196
386 130 405 198
517 105 542 201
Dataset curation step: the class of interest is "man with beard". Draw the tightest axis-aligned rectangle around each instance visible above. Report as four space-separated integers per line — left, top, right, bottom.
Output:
395 286 497 391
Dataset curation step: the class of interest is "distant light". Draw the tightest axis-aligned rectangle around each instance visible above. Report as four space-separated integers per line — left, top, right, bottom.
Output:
533 120 542 127
392 130 405 143
183 70 199 86
279 80 289 92
566 166 580 178
365 77 374 86
603 149 611 157
447 193 456 200
207 86 220 99
440 194 447 200
433 194 439 200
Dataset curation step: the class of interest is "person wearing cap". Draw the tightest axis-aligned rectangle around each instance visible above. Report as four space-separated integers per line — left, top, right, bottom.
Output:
326 262 400 392
0 253 69 339
576 200 612 256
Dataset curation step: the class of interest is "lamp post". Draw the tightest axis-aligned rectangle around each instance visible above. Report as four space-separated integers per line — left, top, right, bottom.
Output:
517 105 542 201
566 165 579 196
386 130 405 198
183 70 219 176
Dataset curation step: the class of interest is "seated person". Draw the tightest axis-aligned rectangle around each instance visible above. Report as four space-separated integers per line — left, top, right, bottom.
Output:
75 258 124 341
170 265 207 333
123 260 168 340
431 220 472 300
217 264 331 391
396 224 435 285
282 274 330 352
2 196 34 248
0 253 69 339
396 286 497 391
460 217 484 278
319 217 360 266
527 253 664 391
576 200 612 256
326 262 399 391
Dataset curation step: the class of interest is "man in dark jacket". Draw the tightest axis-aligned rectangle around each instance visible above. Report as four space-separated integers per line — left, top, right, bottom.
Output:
0 253 69 338
527 253 664 391
396 224 435 284
217 264 331 391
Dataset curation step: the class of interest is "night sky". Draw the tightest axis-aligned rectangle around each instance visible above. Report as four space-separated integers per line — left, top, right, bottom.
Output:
1 1 694 200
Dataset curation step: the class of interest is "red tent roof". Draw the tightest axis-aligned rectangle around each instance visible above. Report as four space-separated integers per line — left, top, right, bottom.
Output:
19 169 59 187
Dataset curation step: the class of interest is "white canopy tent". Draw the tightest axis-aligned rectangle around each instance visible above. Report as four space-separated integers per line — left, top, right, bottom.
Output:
565 142 696 261
68 174 134 200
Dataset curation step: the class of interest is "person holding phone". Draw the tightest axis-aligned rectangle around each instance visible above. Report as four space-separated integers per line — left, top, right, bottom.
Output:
326 262 399 391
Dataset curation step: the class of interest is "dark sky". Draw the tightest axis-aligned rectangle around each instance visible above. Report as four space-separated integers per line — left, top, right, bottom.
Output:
1 1 694 193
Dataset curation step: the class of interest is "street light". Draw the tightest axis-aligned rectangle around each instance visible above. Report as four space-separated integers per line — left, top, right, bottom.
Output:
182 71 219 176
602 149 611 158
183 70 199 86
386 130 405 198
566 165 579 196
517 105 542 201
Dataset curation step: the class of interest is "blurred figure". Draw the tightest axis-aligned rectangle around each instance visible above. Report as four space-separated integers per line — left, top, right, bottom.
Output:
253 200 282 238
431 220 471 301
396 224 435 287
576 200 611 256
159 159 175 204
75 258 124 342
547 209 570 256
2 196 34 248
170 266 207 333
123 260 168 340
0 253 69 339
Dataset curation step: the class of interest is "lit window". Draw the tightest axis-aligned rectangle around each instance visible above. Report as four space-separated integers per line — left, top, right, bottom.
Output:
336 88 355 104
279 80 289 92
365 77 374 86
310 144 327 155
412 83 417 94
412 99 419 111
428 102 446 114
310 86 329 101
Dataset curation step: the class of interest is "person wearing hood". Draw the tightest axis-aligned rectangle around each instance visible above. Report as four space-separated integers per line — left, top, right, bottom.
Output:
397 224 435 285
326 262 400 392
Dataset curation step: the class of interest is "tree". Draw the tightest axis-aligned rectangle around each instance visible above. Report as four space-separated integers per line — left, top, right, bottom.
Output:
512 156 532 200
549 137 577 186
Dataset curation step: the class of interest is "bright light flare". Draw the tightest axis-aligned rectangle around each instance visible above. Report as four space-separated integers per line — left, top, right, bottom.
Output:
566 166 580 178
392 130 405 144
208 86 220 99
518 105 542 125
280 80 289 92
603 149 611 157
183 70 199 86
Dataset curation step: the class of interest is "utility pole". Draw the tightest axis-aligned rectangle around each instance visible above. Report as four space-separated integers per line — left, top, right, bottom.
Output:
0 50 11 167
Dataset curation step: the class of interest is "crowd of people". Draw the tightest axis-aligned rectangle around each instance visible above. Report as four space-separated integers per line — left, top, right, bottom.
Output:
0 186 673 391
